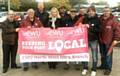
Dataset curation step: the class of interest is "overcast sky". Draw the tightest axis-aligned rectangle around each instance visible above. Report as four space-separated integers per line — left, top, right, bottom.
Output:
88 0 120 7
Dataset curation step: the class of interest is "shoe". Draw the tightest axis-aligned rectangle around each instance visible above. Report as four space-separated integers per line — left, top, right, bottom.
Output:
91 71 96 76
11 66 21 69
23 67 28 71
104 70 111 75
64 64 70 70
3 68 8 73
97 66 106 70
82 69 88 75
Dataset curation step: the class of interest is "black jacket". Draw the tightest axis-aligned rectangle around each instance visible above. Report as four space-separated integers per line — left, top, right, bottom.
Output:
35 9 49 27
1 19 19 45
67 15 78 27
60 12 71 27
83 14 101 41
47 18 64 29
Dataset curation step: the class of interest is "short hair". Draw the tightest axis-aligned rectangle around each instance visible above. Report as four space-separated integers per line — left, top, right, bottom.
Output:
7 10 15 15
104 7 111 9
103 7 111 10
27 8 35 14
38 2 44 7
59 6 66 10
79 7 85 9
103 7 112 12
70 8 77 12
87 6 96 13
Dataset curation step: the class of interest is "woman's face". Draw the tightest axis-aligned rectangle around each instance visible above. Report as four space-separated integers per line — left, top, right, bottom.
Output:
51 10 58 18
88 10 96 17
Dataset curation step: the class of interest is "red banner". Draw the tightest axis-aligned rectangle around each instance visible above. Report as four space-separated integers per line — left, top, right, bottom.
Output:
18 25 89 62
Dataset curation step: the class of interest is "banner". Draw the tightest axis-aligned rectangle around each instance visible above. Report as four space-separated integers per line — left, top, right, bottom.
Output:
18 26 89 62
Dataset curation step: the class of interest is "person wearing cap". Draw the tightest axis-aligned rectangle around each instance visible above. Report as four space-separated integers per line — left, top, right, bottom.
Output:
1 10 21 73
66 8 78 27
63 8 81 70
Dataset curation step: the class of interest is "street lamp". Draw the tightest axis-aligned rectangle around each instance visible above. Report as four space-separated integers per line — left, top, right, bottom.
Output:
8 0 10 11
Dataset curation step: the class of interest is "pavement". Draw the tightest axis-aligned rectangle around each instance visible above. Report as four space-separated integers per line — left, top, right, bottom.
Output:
0 29 120 76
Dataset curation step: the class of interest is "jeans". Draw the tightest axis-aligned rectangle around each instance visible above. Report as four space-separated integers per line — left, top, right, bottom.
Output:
99 43 113 71
83 40 98 71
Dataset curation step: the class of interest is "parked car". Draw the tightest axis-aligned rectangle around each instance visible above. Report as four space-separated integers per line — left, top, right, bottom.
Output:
0 12 7 23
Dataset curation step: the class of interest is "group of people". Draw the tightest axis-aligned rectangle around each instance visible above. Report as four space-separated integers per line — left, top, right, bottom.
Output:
0 2 120 76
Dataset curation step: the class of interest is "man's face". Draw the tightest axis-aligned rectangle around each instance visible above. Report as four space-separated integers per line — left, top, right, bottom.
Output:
70 12 76 18
28 11 35 20
59 8 66 13
103 8 111 18
38 3 44 11
79 8 86 15
7 11 15 22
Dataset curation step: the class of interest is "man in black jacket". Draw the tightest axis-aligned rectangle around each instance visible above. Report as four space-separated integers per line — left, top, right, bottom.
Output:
35 2 49 27
59 6 70 27
1 10 20 73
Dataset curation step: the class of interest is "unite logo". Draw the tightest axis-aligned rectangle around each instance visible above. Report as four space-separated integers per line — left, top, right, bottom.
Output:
22 30 41 38
47 30 63 36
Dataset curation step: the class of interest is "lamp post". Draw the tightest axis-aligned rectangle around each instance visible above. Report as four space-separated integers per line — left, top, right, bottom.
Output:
8 0 10 11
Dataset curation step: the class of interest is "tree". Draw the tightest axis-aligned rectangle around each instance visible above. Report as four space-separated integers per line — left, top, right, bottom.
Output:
10 0 20 11
45 0 71 10
19 0 37 11
69 0 87 7
0 0 8 11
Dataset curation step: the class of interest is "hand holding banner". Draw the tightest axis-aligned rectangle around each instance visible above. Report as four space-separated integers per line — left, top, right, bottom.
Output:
18 26 89 62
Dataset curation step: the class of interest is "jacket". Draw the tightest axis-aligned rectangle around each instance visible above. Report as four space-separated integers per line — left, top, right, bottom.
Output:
100 14 120 45
47 18 64 29
83 14 101 41
1 19 19 45
20 16 42 28
35 9 49 27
